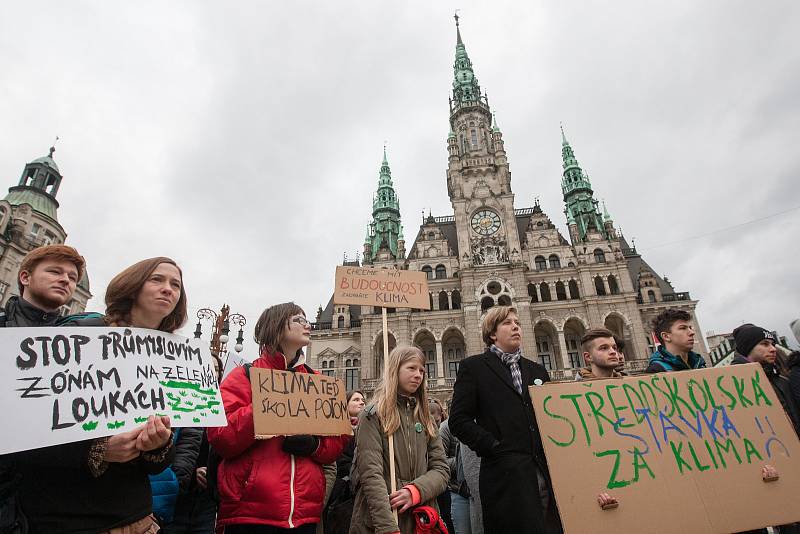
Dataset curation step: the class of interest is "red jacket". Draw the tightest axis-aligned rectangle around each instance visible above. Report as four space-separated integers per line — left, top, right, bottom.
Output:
207 350 350 529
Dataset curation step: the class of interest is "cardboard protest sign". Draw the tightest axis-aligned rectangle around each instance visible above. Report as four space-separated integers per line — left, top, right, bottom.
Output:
1 327 226 454
250 367 351 437
530 364 800 533
334 265 430 309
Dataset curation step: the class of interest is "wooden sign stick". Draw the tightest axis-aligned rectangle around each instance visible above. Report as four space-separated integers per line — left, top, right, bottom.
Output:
383 306 399 523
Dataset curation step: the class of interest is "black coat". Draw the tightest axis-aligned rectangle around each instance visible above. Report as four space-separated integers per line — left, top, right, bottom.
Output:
449 349 561 534
732 355 800 438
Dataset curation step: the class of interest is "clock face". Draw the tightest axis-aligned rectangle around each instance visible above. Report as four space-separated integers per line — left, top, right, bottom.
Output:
471 209 501 236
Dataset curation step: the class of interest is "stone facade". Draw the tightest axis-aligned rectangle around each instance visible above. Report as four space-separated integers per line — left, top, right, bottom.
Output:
0 147 91 312
309 20 705 401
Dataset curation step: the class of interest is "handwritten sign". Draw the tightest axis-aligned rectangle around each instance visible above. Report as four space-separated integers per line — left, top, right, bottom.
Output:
250 367 351 437
222 352 252 382
333 265 430 309
530 364 800 533
1 327 226 454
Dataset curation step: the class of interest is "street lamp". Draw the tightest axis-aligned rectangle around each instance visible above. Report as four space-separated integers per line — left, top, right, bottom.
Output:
193 305 247 360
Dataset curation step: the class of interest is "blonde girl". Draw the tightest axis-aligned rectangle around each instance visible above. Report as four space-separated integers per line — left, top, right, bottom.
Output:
349 346 449 534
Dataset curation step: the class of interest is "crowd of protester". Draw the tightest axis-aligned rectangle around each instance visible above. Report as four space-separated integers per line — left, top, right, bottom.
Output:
0 244 799 534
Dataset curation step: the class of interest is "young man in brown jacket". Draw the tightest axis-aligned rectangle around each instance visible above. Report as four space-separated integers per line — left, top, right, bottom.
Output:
575 328 624 381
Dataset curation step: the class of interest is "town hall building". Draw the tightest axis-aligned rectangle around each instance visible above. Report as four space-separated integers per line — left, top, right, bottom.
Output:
309 18 705 398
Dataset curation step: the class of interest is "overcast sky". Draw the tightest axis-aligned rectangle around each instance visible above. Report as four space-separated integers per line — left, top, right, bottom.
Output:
1 1 798 353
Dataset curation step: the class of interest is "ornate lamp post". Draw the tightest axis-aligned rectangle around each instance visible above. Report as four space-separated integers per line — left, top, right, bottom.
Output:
193 305 247 361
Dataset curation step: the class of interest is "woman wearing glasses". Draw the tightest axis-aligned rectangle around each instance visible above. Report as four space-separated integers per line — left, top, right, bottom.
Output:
208 303 351 533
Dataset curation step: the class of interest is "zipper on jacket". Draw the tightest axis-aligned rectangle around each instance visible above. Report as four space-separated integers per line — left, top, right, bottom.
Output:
288 454 296 528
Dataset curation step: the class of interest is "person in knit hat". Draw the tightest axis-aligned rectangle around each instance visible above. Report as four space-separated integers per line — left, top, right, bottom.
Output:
731 325 800 534
731 324 800 437
575 328 624 381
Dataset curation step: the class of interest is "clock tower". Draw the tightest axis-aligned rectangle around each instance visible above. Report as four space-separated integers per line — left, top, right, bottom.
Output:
446 15 522 270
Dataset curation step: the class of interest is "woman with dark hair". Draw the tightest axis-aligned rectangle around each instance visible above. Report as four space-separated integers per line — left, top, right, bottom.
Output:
104 256 188 333
208 302 351 533
17 256 194 533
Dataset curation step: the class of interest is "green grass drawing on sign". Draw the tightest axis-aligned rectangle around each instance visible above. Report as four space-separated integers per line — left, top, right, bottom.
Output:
210 409 219 414
107 421 125 430
82 421 98 431
159 380 217 396
174 414 181 419
193 417 200 423
160 380 221 414
134 416 148 423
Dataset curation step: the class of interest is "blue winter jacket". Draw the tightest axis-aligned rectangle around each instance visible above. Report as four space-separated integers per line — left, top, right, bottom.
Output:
645 346 707 373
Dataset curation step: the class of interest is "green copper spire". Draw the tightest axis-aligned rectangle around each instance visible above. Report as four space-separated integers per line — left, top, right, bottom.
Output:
602 200 612 222
560 126 610 242
492 112 500 132
452 13 482 103
365 148 403 263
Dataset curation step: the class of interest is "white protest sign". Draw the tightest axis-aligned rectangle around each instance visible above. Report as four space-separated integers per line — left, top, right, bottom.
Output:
222 352 253 382
1 326 227 454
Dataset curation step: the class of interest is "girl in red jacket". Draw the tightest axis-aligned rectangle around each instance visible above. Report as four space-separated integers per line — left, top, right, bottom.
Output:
208 302 350 533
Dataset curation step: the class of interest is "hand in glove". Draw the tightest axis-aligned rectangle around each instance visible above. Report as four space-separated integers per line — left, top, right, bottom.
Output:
282 435 319 457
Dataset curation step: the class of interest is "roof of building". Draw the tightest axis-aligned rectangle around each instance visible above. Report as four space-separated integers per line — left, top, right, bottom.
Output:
4 187 59 221
30 154 60 174
317 292 363 324
619 235 675 295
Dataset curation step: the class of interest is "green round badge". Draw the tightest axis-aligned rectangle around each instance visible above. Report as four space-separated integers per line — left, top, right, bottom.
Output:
415 422 423 433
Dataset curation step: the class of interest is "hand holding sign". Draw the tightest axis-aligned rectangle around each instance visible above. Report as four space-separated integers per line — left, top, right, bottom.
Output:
106 428 143 463
137 415 172 451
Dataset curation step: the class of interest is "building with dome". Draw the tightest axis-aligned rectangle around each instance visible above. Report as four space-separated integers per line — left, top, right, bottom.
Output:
0 146 91 312
309 18 705 397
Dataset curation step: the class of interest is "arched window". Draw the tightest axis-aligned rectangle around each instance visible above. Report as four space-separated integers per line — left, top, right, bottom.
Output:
498 295 511 306
568 279 580 299
528 283 538 303
595 276 607 296
481 296 494 311
608 275 620 295
534 256 547 271
555 281 567 301
345 359 352 367
427 232 435 240
439 291 450 310
451 290 461 309
435 265 446 279
354 359 360 367
337 316 345 328
549 255 561 269
321 361 328 368
594 249 606 264
539 282 551 302
429 293 434 310
421 265 433 279
648 289 657 303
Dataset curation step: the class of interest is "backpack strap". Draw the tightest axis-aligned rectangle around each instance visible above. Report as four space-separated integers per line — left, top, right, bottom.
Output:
243 362 253 380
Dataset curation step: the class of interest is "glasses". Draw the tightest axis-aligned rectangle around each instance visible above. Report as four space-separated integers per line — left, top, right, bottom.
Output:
291 316 311 327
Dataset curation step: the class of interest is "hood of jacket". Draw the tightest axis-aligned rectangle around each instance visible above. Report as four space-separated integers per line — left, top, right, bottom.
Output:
648 346 706 372
259 347 308 371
